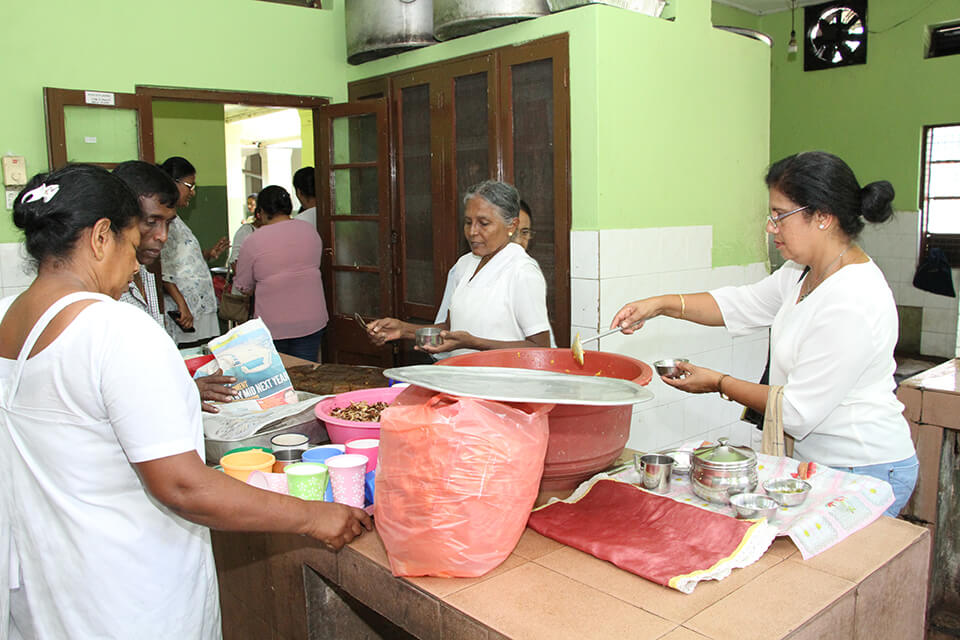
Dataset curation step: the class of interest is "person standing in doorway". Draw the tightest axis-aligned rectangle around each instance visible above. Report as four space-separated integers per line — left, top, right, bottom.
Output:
292 167 317 229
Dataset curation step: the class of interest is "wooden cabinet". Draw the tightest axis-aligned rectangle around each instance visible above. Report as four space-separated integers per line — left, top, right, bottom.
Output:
346 34 570 364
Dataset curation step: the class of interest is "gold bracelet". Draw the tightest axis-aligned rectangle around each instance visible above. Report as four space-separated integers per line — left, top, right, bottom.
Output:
678 293 686 320
717 374 733 401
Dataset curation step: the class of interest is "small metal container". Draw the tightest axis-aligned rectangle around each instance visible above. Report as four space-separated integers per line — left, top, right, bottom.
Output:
690 438 758 504
653 358 689 379
660 449 692 476
635 453 674 494
763 478 812 507
270 432 309 450
415 327 444 347
729 493 779 520
272 448 305 474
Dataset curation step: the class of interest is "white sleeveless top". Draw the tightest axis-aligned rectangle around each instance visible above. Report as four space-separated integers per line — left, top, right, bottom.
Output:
0 292 220 639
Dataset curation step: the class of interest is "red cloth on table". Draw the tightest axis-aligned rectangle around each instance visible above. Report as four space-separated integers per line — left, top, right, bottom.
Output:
527 479 764 590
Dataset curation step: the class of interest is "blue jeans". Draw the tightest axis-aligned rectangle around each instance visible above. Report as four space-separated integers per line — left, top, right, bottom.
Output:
274 327 325 363
832 454 919 517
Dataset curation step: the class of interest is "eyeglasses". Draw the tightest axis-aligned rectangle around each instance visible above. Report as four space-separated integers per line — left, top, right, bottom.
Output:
767 205 808 230
518 229 535 239
177 179 196 192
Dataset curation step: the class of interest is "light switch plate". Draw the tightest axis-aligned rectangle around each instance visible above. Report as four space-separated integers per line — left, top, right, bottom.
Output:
6 189 20 210
2 156 27 187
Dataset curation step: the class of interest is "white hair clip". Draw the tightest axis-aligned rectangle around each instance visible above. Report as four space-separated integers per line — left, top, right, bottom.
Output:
22 183 60 204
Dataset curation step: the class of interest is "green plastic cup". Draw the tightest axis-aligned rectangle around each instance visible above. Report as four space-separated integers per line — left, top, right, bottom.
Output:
283 462 329 501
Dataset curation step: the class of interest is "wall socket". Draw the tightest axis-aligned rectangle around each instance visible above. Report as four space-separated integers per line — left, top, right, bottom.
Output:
2 156 27 187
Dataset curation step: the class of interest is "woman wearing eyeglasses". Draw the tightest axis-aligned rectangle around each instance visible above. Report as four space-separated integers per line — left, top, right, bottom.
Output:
159 156 229 346
609 151 917 517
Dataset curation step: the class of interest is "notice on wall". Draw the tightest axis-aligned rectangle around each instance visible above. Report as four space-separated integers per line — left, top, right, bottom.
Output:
84 91 115 106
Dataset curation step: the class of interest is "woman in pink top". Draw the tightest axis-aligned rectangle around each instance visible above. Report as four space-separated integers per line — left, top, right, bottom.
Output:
235 186 328 361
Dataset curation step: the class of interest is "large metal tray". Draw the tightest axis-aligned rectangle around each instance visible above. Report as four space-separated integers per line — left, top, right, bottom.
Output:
383 365 654 406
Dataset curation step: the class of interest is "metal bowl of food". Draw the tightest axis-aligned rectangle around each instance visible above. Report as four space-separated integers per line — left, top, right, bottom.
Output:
729 493 779 520
660 449 693 476
415 327 443 347
763 478 812 507
653 358 689 379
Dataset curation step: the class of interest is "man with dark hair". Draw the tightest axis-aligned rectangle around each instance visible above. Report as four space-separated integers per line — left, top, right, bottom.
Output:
113 161 179 325
292 166 317 228
113 161 237 412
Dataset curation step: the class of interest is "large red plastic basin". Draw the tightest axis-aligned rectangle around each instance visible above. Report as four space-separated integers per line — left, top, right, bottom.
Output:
438 348 652 491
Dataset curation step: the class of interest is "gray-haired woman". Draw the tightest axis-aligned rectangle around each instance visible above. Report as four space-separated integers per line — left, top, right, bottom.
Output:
367 180 552 357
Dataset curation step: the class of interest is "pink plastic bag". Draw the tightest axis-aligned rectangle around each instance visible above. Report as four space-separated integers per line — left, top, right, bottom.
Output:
374 386 552 577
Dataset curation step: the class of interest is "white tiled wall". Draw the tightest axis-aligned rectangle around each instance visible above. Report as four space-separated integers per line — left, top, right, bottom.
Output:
570 226 769 453
858 211 960 358
0 242 35 298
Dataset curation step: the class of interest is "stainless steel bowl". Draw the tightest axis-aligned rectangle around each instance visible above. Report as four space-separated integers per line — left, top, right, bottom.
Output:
660 449 692 476
415 327 444 347
729 493 778 520
763 478 812 507
653 358 689 379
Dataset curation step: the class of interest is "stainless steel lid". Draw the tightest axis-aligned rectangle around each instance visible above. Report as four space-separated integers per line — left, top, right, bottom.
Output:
693 437 756 468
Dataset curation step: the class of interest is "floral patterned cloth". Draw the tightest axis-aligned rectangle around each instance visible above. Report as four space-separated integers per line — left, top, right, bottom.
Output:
613 451 893 559
160 216 219 343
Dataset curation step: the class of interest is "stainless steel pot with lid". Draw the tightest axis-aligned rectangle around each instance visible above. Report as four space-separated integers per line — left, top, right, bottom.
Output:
690 437 758 504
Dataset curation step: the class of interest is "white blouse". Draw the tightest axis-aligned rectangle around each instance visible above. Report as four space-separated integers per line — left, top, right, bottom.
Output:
434 243 551 359
711 260 915 467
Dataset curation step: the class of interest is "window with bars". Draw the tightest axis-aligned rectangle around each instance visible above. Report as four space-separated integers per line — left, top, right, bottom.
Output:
920 124 960 265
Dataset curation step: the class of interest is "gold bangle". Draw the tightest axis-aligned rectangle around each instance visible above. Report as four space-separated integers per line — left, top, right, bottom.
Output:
678 293 686 320
717 374 732 401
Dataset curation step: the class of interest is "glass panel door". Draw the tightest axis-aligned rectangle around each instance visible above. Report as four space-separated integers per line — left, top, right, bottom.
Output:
317 100 392 366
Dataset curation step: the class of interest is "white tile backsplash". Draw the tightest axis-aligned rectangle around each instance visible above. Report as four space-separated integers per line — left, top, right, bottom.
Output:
581 226 768 450
570 277 599 328
858 209 959 356
570 230 599 279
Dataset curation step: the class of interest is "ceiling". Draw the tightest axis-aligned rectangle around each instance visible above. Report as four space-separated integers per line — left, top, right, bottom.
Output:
713 0 829 16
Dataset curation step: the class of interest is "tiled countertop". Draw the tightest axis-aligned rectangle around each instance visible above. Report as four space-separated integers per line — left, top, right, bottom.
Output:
214 511 930 639
334 515 927 640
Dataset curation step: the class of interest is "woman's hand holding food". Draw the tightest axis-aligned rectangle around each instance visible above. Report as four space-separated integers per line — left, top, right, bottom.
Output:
659 361 725 394
303 503 373 551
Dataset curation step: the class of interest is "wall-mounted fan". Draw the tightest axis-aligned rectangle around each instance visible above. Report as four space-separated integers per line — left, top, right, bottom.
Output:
804 0 867 71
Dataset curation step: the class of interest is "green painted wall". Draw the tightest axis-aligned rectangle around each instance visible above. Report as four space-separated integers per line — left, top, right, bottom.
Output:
594 3 770 265
759 0 960 210
154 100 230 265
0 0 349 242
350 1 770 266
711 3 761 30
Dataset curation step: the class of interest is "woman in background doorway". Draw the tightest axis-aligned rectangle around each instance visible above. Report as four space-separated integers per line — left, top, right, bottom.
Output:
159 156 228 346
234 186 328 362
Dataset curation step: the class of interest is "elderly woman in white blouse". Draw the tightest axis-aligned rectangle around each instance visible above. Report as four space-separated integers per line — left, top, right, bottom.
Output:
609 151 917 517
366 180 551 358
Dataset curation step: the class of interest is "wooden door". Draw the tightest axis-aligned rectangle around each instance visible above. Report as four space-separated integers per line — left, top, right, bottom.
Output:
44 87 154 169
316 100 393 366
392 55 498 321
499 35 571 346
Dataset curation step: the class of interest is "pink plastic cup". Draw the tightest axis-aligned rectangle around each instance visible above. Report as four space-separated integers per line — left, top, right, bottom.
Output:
325 454 368 507
246 471 289 495
345 438 379 473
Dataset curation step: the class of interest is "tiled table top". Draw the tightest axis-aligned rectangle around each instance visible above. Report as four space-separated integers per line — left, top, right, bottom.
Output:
341 516 927 640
